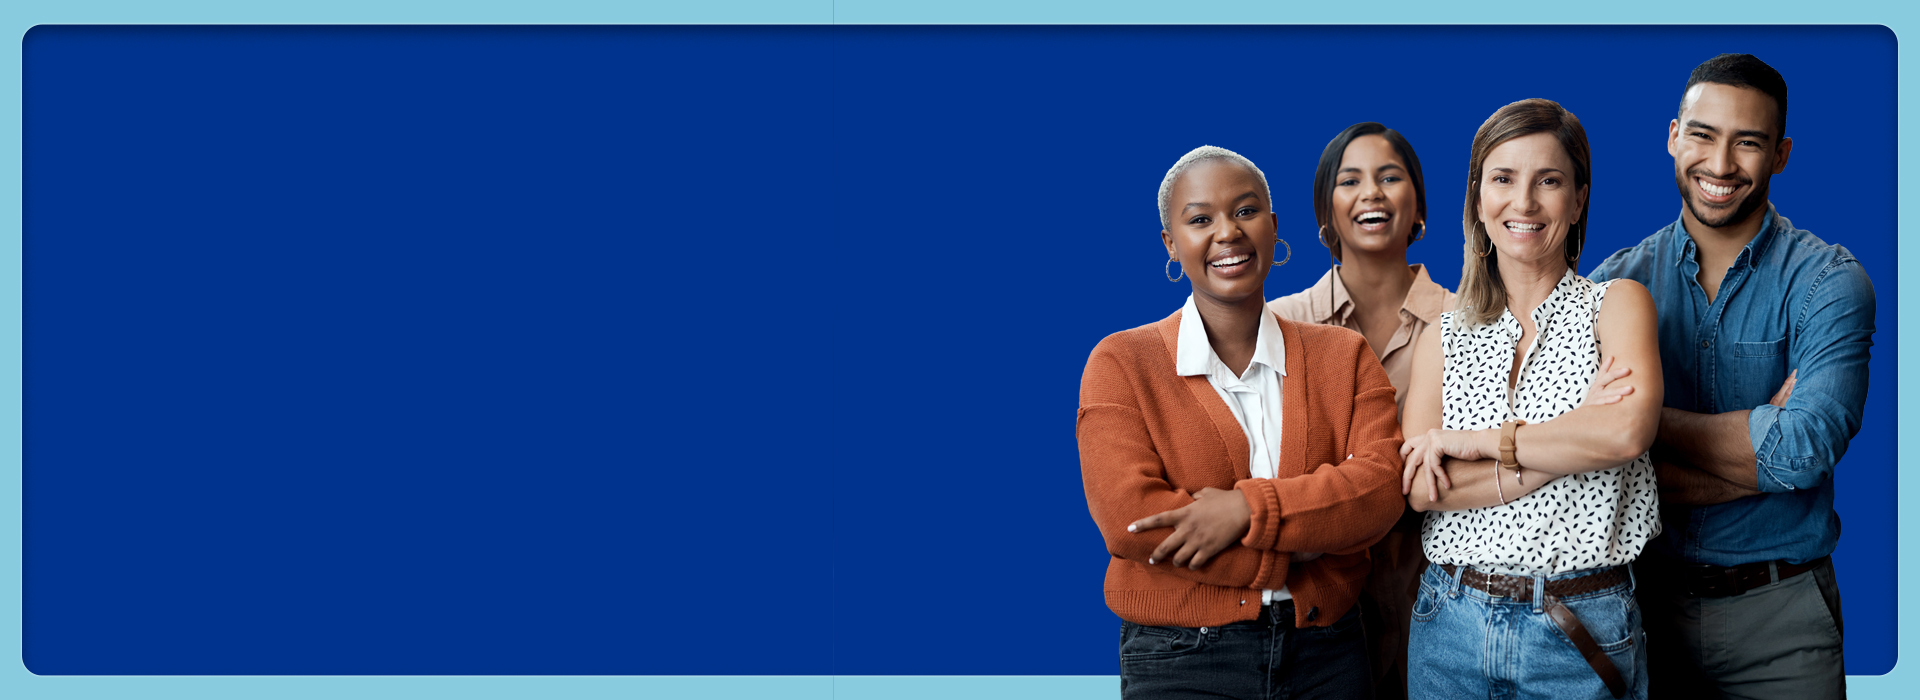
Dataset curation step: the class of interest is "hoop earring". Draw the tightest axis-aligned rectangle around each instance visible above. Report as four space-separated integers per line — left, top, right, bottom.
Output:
1319 224 1341 263
1166 257 1184 282
1411 221 1426 243
1566 224 1583 265
1473 226 1493 258
1272 238 1292 267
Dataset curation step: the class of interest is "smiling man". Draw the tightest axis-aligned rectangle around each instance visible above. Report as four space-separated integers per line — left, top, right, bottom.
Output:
1589 54 1874 699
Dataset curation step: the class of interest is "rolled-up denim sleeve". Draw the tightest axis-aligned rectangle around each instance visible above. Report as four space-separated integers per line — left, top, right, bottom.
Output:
1750 259 1875 493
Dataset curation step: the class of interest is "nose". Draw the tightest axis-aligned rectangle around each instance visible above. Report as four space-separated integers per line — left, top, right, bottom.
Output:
1707 142 1735 178
1514 183 1538 214
1212 216 1246 242
1361 176 1384 201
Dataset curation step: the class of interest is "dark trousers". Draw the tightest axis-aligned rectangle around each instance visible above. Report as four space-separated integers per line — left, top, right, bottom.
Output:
1636 557 1846 700
1119 601 1371 700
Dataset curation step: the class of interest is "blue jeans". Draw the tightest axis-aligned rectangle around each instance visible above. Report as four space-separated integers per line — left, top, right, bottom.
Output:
1119 601 1371 700
1408 564 1648 700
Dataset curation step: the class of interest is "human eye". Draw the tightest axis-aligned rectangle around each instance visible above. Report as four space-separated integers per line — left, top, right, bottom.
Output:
1187 215 1211 225
1339 178 1359 187
1490 175 1510 185
1540 177 1561 187
1383 175 1403 183
1236 206 1259 217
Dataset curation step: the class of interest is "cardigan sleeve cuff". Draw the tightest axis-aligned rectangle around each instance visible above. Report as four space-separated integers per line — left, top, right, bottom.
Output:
1250 546 1288 591
1236 478 1281 551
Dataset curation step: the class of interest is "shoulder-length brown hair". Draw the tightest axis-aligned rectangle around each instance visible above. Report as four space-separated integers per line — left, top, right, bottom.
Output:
1457 98 1592 327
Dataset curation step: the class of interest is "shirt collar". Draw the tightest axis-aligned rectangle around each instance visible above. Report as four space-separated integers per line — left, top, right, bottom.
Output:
1670 203 1782 269
1309 264 1448 325
1403 264 1449 324
1305 268 1352 324
1176 295 1288 378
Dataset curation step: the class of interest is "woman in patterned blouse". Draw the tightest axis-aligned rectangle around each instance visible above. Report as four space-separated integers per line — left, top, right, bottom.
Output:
1396 99 1664 699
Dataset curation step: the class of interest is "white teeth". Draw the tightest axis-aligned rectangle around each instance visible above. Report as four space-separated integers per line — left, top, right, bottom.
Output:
1505 222 1543 233
1211 254 1250 267
1357 212 1388 223
1699 179 1735 197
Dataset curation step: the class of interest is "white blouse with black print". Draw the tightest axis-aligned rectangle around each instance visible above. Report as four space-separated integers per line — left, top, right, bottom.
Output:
1420 270 1661 576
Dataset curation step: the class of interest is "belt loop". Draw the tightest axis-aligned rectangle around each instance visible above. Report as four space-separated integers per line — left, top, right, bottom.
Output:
1627 564 1638 594
1450 563 1466 599
1532 575 1546 614
1768 561 1780 585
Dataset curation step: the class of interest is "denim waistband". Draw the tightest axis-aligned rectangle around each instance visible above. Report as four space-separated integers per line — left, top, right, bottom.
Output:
1425 563 1636 613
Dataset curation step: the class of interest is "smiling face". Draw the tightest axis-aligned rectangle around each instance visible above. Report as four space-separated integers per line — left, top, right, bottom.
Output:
1161 159 1279 306
1670 82 1792 232
1328 134 1420 260
1475 131 1588 269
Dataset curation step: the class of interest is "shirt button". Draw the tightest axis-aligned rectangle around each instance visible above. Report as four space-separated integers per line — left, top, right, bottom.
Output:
1306 606 1320 622
1240 600 1247 605
1701 340 1711 348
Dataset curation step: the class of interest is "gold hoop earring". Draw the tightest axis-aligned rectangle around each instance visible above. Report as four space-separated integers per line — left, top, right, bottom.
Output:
1166 257 1184 282
1272 238 1292 267
1319 224 1341 262
1411 221 1426 243
1474 227 1493 258
1566 224 1583 265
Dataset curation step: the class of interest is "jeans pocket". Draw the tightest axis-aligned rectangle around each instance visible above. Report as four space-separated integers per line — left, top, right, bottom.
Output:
1412 582 1444 623
1119 622 1208 661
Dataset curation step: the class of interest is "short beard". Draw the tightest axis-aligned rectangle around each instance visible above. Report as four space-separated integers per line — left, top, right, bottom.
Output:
1675 167 1769 229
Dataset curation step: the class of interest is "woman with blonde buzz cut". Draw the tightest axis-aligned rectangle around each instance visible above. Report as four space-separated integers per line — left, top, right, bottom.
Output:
1079 145 1406 699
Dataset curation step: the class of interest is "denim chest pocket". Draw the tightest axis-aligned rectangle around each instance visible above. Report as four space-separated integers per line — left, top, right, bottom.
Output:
1732 336 1788 358
1726 336 1790 408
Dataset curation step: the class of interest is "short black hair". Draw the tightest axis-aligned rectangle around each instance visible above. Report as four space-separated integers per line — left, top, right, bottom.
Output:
1311 122 1427 256
1681 53 1788 138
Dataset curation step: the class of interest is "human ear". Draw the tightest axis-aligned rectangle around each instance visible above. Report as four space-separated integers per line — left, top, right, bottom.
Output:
1161 229 1176 258
1667 119 1680 158
1773 136 1793 175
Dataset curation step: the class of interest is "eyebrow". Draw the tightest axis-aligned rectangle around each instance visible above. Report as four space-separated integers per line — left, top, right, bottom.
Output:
1182 191 1262 212
1687 119 1774 142
1338 164 1407 175
1487 166 1567 176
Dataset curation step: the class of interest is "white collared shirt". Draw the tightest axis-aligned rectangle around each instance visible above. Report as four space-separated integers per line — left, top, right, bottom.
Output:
1175 295 1291 603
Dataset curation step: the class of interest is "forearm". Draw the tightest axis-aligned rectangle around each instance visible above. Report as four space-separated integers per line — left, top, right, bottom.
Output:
1505 402 1660 475
1656 407 1760 489
1409 458 1560 512
1653 459 1759 506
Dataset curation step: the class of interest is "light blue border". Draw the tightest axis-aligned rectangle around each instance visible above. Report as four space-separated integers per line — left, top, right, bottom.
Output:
0 2 1908 698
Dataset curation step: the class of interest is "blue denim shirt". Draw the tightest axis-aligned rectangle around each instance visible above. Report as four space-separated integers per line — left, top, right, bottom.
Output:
1588 206 1874 566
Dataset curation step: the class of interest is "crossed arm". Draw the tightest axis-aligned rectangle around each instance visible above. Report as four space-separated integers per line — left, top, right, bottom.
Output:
1657 259 1875 504
1401 281 1665 511
1080 334 1404 575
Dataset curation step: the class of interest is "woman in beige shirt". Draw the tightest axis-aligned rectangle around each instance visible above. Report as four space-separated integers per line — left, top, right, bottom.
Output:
1267 122 1452 700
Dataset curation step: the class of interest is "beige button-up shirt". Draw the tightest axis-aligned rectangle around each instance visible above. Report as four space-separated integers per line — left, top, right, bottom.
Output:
1267 264 1455 417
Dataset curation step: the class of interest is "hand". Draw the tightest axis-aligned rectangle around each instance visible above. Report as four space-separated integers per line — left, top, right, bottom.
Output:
1770 370 1797 407
1400 429 1491 504
1127 487 1252 570
1580 355 1635 407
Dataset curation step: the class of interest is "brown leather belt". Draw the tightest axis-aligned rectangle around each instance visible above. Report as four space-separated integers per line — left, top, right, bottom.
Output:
1677 556 1827 598
1439 564 1628 698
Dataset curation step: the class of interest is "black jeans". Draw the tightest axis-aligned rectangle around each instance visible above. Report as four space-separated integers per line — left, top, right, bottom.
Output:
1119 601 1371 700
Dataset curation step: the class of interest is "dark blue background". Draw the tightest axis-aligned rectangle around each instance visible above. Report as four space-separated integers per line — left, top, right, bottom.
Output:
24 26 1896 675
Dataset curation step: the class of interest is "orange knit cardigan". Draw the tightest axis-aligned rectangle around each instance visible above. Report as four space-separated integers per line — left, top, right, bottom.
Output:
1077 308 1405 629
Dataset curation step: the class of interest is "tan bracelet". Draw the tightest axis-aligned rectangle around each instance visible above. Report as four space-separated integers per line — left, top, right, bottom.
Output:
1499 419 1527 485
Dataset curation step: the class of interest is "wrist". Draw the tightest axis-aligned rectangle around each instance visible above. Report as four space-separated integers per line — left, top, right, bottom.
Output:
1475 428 1501 458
